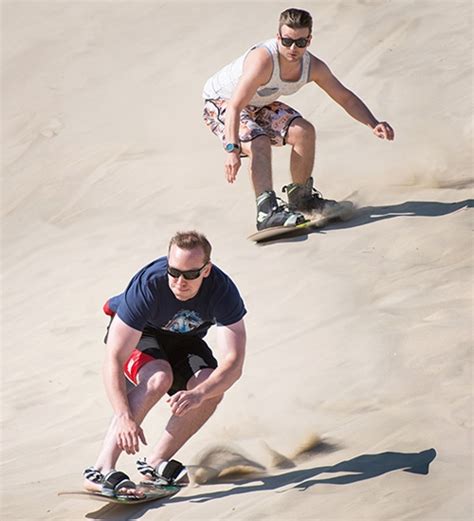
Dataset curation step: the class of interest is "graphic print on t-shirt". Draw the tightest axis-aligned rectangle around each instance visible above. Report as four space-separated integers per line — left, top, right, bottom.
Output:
162 310 204 333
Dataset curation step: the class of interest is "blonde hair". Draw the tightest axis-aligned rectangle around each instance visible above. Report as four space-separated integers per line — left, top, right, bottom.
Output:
168 231 212 263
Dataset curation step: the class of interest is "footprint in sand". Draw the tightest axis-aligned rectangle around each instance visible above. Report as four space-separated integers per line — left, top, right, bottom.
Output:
39 117 63 138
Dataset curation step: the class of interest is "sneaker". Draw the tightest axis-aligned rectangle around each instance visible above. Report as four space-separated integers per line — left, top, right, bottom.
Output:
256 190 306 231
283 177 339 216
137 457 189 486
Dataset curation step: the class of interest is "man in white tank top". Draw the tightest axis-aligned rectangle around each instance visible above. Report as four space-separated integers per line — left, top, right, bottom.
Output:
202 8 394 231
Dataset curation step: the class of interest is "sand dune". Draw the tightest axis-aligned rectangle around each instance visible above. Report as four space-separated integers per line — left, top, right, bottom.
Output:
1 1 472 520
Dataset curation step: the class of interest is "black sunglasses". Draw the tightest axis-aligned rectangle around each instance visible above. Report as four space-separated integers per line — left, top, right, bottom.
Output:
279 33 311 48
167 262 208 280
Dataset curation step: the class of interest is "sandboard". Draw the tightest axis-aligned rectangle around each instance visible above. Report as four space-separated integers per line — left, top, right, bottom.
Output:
248 201 354 243
58 483 180 505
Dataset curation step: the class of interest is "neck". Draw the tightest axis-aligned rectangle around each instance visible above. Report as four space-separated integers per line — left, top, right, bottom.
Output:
277 51 303 81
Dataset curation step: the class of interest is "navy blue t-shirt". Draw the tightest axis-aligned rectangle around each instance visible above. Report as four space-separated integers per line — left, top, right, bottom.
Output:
107 257 246 338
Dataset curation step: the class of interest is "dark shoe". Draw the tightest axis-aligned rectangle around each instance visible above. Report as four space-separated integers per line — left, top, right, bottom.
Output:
283 177 339 216
256 190 306 230
137 457 189 486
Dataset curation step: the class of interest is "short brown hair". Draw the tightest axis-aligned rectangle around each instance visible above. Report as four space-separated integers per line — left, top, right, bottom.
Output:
279 8 313 34
168 231 212 263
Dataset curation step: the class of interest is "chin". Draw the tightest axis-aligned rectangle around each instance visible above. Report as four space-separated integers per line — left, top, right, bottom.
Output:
174 291 193 301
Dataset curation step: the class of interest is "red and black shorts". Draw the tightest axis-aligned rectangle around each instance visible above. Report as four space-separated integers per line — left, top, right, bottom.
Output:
104 318 217 396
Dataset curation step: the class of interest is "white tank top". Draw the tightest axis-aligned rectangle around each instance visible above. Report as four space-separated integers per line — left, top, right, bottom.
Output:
203 38 311 107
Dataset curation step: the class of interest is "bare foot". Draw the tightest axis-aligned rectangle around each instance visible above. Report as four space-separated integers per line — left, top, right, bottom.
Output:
83 478 145 498
83 478 102 493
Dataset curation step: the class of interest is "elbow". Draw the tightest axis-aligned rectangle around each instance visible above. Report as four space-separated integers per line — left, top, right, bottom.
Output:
104 344 130 376
225 359 244 385
234 366 243 382
233 355 245 382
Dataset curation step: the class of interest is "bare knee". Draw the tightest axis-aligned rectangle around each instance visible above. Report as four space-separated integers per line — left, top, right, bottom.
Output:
242 135 271 158
137 363 173 399
287 118 316 144
144 372 173 397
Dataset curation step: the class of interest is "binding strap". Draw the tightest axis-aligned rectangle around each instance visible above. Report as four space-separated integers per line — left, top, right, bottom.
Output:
83 466 104 484
102 470 136 498
137 457 187 484
136 458 157 479
161 460 185 481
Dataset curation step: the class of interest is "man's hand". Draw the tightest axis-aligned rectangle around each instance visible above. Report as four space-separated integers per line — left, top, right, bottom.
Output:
224 151 241 183
116 414 147 455
167 389 205 417
373 121 394 141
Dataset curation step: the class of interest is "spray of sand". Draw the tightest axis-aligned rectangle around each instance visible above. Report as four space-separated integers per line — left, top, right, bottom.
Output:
190 432 340 484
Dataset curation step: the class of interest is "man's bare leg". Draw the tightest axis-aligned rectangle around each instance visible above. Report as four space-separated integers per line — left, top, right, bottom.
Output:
284 118 340 215
241 135 273 196
83 360 173 492
285 117 316 185
143 368 223 470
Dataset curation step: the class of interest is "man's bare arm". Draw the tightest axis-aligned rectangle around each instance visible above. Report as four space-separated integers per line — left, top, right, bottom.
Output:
103 315 146 454
167 319 246 416
225 49 272 142
311 56 394 140
224 49 273 182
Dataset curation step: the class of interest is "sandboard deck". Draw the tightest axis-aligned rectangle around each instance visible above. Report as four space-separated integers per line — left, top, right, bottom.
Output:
248 201 354 243
58 484 180 505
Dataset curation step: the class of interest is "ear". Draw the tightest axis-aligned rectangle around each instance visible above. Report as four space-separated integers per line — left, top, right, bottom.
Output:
203 262 212 278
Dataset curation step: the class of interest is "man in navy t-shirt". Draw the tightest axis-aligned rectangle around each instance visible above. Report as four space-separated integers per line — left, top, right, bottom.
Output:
83 231 247 498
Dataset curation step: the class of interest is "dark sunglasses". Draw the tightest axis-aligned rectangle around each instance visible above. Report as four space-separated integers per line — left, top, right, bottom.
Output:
167 262 208 280
279 33 311 48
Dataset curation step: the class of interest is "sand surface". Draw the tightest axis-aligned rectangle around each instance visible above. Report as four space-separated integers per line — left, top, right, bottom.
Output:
1 1 472 520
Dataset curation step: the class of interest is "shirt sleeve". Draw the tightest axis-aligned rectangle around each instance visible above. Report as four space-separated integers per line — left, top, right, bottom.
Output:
116 271 156 331
211 275 247 326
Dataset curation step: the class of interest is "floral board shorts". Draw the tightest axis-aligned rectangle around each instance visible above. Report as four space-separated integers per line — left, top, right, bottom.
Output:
203 99 302 148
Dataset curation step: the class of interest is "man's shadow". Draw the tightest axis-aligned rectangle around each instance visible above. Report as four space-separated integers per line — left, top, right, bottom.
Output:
293 448 437 490
328 199 473 231
258 199 472 244
83 449 437 518
177 448 437 503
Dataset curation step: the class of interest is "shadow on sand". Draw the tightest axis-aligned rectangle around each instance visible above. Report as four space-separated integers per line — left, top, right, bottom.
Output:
256 199 473 244
83 448 436 519
181 448 438 501
326 199 473 231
